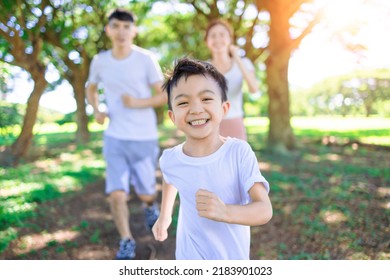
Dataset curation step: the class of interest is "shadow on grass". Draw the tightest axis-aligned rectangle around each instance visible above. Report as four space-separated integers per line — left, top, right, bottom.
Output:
248 131 390 260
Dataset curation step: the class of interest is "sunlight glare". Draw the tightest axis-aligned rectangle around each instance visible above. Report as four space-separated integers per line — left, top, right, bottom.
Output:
289 0 390 88
322 0 366 32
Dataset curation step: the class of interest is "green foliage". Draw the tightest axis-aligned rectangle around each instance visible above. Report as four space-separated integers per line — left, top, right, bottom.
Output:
56 113 76 126
90 230 101 244
0 102 23 129
292 69 390 117
55 112 93 126
0 228 17 253
72 220 90 232
138 12 207 70
0 61 14 93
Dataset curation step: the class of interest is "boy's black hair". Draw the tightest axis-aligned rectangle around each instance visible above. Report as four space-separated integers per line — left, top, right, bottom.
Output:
162 57 228 110
107 8 136 23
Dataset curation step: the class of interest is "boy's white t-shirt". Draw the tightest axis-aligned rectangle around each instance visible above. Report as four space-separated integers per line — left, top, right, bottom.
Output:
224 57 255 119
87 45 164 140
159 137 269 260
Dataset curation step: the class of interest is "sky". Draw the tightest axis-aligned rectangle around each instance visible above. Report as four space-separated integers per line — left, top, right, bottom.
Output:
5 0 390 114
289 0 390 88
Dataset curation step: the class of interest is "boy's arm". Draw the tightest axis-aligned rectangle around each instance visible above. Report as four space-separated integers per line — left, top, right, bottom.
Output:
196 182 272 226
152 179 177 241
121 81 167 108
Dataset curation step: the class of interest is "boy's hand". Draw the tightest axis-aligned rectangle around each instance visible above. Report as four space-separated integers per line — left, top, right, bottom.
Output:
196 189 228 222
152 216 172 242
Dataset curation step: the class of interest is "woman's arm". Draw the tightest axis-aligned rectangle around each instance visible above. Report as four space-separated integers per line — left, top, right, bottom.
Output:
230 45 259 93
196 182 272 226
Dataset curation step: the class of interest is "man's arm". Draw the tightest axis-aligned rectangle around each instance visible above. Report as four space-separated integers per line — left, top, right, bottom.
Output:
152 180 177 241
196 182 272 226
86 83 106 125
122 81 167 108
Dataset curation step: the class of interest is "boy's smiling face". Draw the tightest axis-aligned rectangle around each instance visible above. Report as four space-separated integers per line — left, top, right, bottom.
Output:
168 74 230 141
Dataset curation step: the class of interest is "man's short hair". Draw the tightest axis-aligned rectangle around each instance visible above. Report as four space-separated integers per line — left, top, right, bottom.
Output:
107 8 136 23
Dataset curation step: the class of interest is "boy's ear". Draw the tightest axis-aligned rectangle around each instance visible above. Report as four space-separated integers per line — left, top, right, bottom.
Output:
168 110 176 123
222 101 230 116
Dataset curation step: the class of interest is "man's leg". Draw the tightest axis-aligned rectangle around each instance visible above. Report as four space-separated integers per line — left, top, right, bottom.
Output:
107 190 133 240
107 190 136 260
103 136 136 259
139 193 156 206
130 140 160 231
139 194 160 231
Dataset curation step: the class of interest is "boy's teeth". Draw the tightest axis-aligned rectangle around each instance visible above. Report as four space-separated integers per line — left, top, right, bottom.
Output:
191 119 207 126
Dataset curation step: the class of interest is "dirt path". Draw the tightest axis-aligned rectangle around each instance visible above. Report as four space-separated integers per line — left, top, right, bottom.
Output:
1 180 176 260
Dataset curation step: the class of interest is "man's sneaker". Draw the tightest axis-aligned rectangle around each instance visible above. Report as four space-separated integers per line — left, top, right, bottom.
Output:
144 204 160 231
115 239 136 260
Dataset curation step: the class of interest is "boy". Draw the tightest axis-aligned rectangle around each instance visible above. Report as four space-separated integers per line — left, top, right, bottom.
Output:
86 8 166 260
152 57 272 259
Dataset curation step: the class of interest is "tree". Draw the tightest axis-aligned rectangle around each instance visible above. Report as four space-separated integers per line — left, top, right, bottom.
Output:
255 0 322 152
44 0 159 140
42 0 112 144
0 0 51 165
181 0 321 153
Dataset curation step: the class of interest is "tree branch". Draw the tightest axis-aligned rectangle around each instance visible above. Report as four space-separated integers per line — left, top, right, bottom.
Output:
188 0 208 18
289 10 322 51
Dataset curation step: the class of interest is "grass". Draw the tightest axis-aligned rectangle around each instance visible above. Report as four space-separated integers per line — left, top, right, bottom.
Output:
0 116 389 259
0 129 105 253
245 117 389 259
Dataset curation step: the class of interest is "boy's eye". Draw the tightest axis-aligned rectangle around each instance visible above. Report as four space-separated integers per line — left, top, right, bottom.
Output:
203 98 213 102
177 102 188 106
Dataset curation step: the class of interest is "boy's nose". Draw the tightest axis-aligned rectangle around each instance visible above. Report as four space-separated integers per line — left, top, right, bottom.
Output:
189 101 204 114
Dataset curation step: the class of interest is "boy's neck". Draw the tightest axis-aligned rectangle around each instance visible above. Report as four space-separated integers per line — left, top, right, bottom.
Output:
111 44 133 59
183 135 226 157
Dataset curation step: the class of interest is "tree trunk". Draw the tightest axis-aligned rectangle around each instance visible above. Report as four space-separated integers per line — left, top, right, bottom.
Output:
10 72 47 163
66 53 91 145
265 1 296 153
266 52 296 153
73 80 90 144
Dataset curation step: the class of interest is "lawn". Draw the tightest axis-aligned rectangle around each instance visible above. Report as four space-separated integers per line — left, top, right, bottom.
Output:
0 116 389 259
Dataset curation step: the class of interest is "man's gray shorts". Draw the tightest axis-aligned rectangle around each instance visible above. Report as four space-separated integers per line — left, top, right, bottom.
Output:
103 135 160 196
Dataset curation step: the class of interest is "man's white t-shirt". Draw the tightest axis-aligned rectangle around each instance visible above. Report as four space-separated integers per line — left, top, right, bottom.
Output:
159 137 270 259
87 45 163 140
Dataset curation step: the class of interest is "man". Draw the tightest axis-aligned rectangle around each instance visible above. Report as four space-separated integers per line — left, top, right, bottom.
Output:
86 8 166 260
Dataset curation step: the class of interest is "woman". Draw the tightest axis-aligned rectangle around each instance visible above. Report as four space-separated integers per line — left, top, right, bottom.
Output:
205 19 259 141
